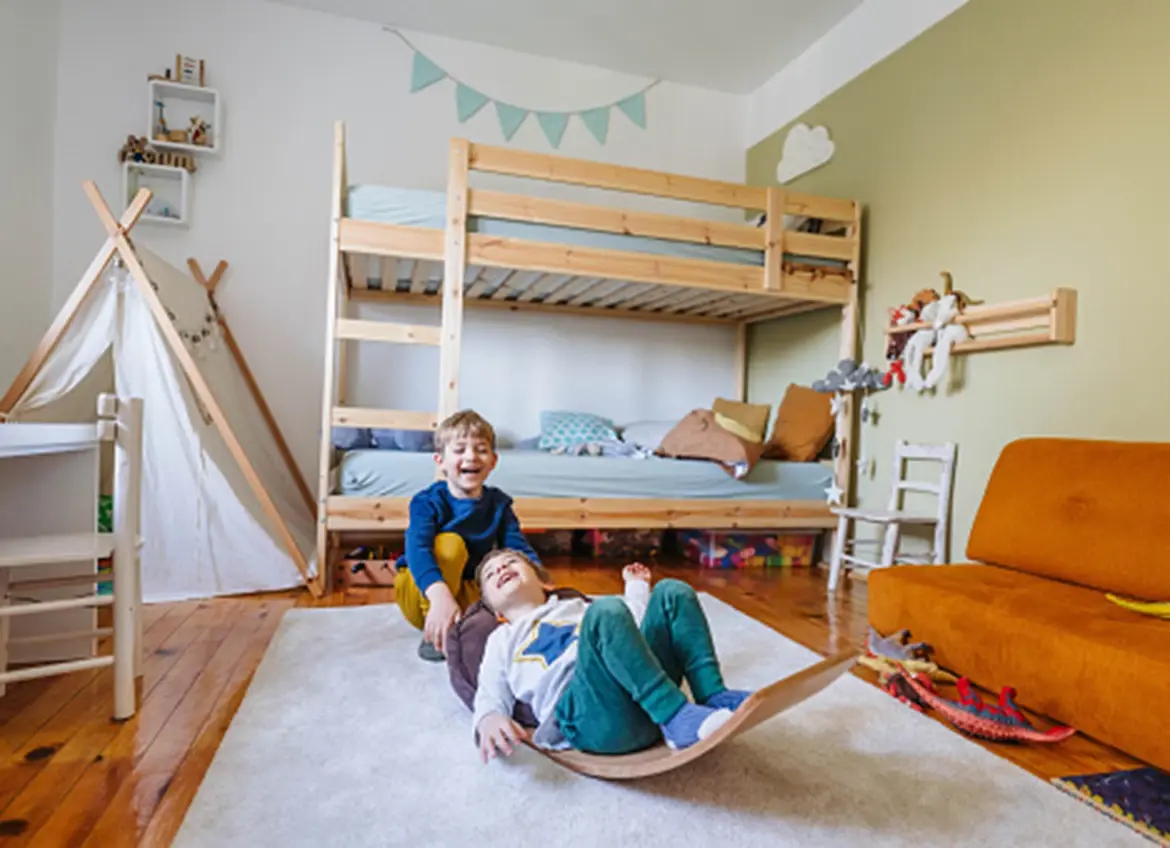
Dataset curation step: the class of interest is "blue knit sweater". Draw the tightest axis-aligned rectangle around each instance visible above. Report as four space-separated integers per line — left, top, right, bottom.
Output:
401 481 541 595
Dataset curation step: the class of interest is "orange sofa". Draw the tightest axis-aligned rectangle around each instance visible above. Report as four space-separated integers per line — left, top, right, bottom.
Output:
869 437 1170 771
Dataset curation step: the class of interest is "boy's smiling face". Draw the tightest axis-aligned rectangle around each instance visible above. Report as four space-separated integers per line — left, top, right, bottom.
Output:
479 550 548 616
436 431 497 498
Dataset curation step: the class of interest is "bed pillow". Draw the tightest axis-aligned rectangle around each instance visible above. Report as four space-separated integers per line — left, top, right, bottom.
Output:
762 383 834 461
538 410 619 451
371 428 434 452
711 398 772 444
332 427 374 450
619 420 677 452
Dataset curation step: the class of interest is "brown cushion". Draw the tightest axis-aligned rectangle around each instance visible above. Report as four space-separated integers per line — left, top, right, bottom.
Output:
762 383 833 461
868 563 1170 773
711 398 771 443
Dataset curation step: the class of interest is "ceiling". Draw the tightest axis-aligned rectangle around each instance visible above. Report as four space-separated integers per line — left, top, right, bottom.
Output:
270 0 864 93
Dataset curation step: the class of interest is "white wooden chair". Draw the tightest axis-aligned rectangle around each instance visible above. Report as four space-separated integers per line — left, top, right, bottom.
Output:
828 440 956 592
0 394 144 719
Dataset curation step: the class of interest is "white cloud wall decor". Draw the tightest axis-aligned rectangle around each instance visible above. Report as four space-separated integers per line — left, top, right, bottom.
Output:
776 123 835 184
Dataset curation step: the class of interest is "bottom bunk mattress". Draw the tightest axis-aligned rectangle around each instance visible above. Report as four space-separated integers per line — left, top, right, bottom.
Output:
335 449 834 501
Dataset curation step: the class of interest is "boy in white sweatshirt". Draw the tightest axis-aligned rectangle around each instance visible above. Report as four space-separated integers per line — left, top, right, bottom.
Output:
471 549 753 762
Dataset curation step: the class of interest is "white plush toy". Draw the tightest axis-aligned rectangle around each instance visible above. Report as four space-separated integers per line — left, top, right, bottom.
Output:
902 294 970 392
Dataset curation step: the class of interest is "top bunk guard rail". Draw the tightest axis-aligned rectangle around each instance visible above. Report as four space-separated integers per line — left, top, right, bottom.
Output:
334 129 862 323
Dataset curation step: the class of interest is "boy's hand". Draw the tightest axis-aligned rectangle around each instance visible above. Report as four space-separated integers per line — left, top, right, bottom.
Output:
478 712 529 763
623 562 652 584
423 583 460 653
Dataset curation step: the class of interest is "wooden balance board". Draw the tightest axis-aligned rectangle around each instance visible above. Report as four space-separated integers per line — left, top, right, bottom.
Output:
536 647 860 780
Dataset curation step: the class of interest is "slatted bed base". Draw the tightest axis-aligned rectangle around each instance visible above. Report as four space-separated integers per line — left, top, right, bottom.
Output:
324 495 839 532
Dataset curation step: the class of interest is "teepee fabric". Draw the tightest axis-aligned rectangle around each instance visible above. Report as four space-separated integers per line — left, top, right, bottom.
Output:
9 247 315 602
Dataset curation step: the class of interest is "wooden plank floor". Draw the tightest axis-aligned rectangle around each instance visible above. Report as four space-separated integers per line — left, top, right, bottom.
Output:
0 563 1146 846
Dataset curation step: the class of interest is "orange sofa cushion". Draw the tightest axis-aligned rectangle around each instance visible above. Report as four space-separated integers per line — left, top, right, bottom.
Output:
868 564 1170 772
967 438 1170 600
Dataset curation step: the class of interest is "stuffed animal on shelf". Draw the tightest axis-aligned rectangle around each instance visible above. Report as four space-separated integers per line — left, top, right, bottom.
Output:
189 116 210 146
903 293 971 392
118 135 156 164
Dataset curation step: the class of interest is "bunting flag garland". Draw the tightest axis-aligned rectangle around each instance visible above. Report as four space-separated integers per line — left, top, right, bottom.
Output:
396 28 656 148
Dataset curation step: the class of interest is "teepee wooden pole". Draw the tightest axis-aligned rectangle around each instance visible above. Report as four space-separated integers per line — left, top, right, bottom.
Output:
0 189 152 416
188 257 316 515
82 182 321 597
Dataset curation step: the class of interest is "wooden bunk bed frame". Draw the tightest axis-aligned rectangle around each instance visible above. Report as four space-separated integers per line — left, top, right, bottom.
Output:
317 121 862 593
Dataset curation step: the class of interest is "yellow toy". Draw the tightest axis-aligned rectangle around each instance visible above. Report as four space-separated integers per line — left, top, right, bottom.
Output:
1106 593 1170 619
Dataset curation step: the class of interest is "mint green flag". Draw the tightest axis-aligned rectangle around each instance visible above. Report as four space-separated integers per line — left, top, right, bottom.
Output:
455 83 489 122
537 112 569 148
579 107 610 144
410 53 446 92
616 92 647 129
494 102 528 140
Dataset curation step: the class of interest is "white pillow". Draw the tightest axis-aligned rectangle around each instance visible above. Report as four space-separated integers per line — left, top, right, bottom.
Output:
619 420 678 451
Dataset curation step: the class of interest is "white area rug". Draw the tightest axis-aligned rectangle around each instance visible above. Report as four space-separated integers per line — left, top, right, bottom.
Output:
175 596 1141 847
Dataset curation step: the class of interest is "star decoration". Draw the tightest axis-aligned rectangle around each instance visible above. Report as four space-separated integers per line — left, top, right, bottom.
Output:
825 481 844 506
517 621 579 668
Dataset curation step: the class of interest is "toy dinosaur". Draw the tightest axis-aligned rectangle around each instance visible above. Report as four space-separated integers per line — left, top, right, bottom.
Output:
896 670 1077 743
861 627 956 682
867 626 929 660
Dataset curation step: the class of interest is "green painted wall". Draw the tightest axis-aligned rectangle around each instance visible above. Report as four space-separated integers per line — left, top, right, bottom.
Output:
746 0 1170 559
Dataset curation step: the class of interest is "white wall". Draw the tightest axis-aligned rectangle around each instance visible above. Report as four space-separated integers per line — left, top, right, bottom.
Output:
0 0 60 389
50 0 748 471
746 0 969 147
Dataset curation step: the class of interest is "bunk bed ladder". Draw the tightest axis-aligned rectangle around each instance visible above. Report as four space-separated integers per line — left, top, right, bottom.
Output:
316 132 470 592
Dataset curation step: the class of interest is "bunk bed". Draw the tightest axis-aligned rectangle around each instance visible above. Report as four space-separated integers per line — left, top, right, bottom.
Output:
316 121 862 592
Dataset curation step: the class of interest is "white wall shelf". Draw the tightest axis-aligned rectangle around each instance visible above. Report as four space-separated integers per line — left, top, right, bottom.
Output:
123 161 190 226
148 79 221 155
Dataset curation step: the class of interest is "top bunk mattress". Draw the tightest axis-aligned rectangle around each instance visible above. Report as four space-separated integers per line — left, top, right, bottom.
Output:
335 449 834 502
346 185 848 270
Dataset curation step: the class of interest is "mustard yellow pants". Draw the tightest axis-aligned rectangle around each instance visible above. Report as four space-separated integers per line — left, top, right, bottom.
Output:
394 532 481 630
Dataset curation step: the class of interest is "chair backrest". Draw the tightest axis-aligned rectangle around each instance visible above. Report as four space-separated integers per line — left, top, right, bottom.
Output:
885 440 957 558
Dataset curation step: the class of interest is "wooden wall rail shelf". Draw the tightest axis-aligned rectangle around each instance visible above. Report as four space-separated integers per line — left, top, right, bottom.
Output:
885 287 1077 355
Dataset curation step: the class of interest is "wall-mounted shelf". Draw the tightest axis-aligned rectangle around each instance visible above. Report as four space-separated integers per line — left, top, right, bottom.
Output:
123 161 190 226
148 79 220 155
886 287 1077 355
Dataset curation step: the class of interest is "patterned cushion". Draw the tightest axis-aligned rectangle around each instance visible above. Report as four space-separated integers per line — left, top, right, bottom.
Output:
538 410 619 451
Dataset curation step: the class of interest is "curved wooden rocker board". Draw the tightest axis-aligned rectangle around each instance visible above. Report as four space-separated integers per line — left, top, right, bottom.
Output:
535 648 860 781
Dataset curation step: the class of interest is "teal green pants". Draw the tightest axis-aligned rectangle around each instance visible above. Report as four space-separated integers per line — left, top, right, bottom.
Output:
553 579 727 755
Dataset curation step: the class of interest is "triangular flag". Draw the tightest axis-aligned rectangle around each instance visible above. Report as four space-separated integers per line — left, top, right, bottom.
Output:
410 52 446 92
494 102 528 140
455 83 489 122
616 92 647 129
537 112 569 148
579 107 610 144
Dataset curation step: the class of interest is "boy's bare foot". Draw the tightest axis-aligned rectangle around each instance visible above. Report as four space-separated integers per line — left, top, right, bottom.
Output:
623 562 652 583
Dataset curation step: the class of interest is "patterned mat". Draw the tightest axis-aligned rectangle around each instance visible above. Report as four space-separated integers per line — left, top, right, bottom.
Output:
1051 767 1170 846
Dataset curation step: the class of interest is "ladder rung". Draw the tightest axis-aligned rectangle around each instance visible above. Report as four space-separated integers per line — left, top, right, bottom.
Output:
335 318 441 346
9 627 113 646
897 481 941 495
0 594 115 618
331 407 437 430
0 656 114 685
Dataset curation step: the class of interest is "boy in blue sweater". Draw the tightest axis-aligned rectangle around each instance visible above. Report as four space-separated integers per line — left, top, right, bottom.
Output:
394 410 542 662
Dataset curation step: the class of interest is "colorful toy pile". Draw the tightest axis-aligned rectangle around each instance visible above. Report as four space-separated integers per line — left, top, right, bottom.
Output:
679 530 816 569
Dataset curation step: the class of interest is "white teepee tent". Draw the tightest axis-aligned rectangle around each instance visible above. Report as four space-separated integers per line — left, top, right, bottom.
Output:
0 184 319 601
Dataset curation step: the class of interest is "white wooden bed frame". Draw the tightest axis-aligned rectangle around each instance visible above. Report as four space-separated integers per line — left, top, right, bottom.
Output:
317 122 863 593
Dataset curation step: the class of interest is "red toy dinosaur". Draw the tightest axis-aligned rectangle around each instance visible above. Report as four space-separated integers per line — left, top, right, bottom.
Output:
894 670 1077 743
